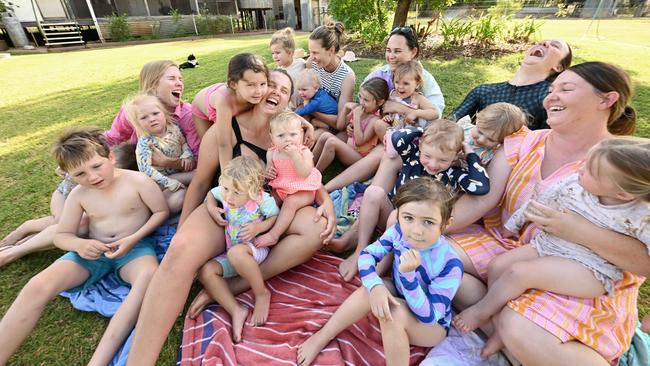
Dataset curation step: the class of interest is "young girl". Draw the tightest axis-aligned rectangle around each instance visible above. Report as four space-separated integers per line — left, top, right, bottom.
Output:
311 77 389 172
297 177 463 366
126 94 195 214
453 136 650 356
191 53 268 169
456 102 527 165
194 156 279 342
254 111 323 247
270 27 306 108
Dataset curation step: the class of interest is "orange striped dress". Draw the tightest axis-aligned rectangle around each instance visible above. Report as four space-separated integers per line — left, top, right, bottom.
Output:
449 127 643 363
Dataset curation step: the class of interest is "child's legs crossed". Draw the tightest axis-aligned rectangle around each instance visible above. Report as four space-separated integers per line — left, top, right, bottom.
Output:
0 260 89 363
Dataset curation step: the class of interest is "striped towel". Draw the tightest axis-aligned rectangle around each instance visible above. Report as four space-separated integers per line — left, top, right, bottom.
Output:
178 251 428 365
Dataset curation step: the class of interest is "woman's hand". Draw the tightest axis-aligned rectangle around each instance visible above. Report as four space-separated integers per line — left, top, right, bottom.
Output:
181 158 195 172
314 189 336 244
369 285 400 322
301 118 315 148
238 222 260 242
208 206 227 227
524 201 586 241
151 145 182 170
382 100 406 115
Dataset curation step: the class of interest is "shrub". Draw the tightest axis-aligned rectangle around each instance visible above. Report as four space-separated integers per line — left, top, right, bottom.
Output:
196 8 232 35
108 13 131 42
440 17 474 47
328 0 393 47
170 8 187 37
508 16 543 43
472 14 505 46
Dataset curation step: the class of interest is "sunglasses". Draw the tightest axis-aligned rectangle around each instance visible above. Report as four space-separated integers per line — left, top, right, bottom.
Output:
391 26 414 36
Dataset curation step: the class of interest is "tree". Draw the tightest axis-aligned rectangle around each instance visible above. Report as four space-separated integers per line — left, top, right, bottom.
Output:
392 0 457 29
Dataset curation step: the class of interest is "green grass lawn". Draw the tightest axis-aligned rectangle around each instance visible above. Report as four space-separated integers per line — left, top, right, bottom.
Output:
0 18 648 364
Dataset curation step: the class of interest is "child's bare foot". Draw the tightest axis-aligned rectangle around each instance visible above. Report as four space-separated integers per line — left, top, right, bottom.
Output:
338 253 359 282
297 330 330 366
0 229 26 247
642 315 650 333
453 305 490 334
254 233 279 248
231 305 250 343
188 290 214 319
481 331 505 358
250 288 271 326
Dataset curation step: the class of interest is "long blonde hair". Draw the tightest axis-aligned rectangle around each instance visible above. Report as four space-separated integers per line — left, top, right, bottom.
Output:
139 60 178 95
587 136 650 202
124 94 173 137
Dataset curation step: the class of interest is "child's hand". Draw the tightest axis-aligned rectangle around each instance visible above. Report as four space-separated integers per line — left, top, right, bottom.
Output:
104 236 137 259
398 249 421 273
238 222 260 242
181 158 195 172
208 206 228 226
382 114 394 124
344 102 358 111
346 123 354 137
282 143 300 157
369 285 400 322
265 166 277 181
170 182 185 192
462 142 475 155
78 239 110 260
404 111 419 125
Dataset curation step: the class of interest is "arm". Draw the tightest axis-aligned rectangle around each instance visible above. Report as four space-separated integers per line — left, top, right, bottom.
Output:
335 73 356 131
54 190 108 258
313 186 336 243
421 70 445 116
179 126 222 225
525 201 650 277
358 230 395 291
241 192 281 242
503 203 529 234
295 99 319 117
104 108 135 147
408 93 440 122
449 152 490 196
214 94 235 173
290 146 314 178
399 254 463 325
136 139 182 192
106 174 170 258
445 147 512 233
392 126 424 159
450 87 480 121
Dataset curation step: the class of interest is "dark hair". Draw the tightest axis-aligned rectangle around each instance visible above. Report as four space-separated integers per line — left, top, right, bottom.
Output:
227 53 269 87
394 177 456 227
389 26 419 58
360 77 389 104
309 16 345 52
271 68 295 98
547 43 573 81
112 142 138 171
569 61 636 136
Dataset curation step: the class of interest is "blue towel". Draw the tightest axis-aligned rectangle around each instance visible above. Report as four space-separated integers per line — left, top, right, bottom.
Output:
619 323 650 366
59 217 178 366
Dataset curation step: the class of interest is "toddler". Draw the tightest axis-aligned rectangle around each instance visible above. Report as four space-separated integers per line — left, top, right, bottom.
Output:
453 136 650 357
126 94 195 214
295 69 339 125
457 102 527 165
255 111 323 247
297 177 463 366
194 156 279 342
312 77 388 171
270 27 306 108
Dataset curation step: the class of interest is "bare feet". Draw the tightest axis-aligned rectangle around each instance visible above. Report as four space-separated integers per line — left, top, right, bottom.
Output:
338 253 359 282
250 288 271 326
188 290 215 319
0 228 26 247
481 331 505 358
253 233 279 248
452 305 490 334
297 330 331 366
231 305 250 343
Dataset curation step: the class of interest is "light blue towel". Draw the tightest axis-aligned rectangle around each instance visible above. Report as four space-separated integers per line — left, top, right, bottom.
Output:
619 322 650 366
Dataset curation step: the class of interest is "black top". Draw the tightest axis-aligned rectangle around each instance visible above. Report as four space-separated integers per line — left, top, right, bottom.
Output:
212 117 267 187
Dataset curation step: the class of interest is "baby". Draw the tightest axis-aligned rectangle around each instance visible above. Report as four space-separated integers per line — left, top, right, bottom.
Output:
295 69 339 127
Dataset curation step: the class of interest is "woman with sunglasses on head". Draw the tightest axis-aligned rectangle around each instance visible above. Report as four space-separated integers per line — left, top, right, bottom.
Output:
451 39 572 130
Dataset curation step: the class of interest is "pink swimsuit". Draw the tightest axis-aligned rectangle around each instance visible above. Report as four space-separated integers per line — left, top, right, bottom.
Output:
268 145 322 201
191 83 234 122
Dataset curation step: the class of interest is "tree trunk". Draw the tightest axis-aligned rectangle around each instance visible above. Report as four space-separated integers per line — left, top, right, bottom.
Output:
391 0 413 29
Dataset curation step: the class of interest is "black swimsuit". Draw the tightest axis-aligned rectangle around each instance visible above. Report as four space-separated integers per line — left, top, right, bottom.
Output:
212 117 267 187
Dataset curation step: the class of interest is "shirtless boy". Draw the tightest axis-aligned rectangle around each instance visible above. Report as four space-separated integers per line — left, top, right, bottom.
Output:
0 127 169 365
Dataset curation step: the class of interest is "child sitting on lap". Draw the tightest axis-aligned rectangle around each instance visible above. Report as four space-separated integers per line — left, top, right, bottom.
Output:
126 94 195 214
457 102 527 165
453 136 650 358
0 127 169 365
255 111 323 247
297 177 463 366
190 156 279 342
295 69 339 133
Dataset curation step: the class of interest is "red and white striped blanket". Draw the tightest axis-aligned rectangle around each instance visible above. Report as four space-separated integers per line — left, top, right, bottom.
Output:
179 251 428 365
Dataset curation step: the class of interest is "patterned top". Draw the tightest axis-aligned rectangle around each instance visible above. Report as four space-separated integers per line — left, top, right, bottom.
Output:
457 115 497 165
364 63 445 115
311 59 353 101
135 123 193 191
451 80 550 130
358 224 463 329
211 188 279 248
505 173 650 295
105 102 200 158
295 88 339 116
387 92 428 128
390 127 490 197
449 128 643 363
268 145 322 198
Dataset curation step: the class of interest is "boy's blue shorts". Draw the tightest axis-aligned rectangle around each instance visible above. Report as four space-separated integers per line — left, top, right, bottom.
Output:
58 238 156 293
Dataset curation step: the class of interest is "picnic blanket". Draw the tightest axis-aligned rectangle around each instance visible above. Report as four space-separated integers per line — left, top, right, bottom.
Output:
330 180 371 238
59 216 178 366
178 251 428 365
